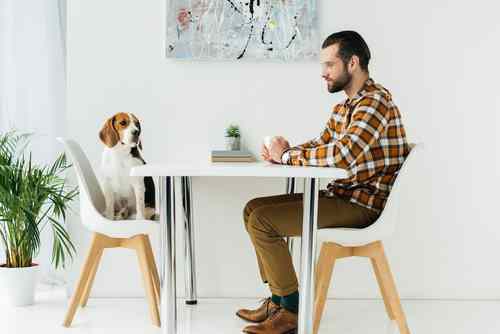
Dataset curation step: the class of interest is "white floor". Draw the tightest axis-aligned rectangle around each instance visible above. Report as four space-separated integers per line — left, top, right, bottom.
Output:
2 286 500 334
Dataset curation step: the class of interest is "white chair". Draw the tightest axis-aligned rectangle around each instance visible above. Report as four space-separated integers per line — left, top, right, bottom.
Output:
57 138 161 327
313 143 422 334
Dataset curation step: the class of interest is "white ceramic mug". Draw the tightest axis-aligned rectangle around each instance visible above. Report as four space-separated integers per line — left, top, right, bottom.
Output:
263 136 273 150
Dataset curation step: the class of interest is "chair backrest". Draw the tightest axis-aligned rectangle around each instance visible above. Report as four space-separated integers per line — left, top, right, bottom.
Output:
57 138 106 214
372 142 423 231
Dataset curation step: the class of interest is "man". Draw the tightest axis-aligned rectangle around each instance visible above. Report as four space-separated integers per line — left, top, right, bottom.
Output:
236 31 411 334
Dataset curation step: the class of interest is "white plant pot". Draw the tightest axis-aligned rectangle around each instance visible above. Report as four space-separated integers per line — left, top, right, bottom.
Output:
225 136 240 150
0 263 39 306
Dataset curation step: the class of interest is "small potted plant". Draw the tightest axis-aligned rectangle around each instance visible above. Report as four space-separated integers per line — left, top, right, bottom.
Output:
0 131 78 306
225 124 241 150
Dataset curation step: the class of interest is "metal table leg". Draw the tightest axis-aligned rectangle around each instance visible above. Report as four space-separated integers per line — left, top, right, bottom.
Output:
181 176 198 305
285 177 296 254
159 176 177 334
286 176 296 194
298 177 319 334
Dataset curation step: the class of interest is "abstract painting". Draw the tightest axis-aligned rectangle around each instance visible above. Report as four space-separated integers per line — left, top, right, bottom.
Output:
166 0 318 60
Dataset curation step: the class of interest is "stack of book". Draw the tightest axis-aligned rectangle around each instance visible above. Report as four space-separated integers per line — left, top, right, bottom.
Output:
210 150 255 162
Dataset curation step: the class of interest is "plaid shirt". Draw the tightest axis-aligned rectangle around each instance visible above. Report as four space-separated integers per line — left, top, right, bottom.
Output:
282 78 411 213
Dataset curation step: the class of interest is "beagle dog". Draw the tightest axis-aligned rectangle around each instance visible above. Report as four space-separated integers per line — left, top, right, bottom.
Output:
99 112 156 220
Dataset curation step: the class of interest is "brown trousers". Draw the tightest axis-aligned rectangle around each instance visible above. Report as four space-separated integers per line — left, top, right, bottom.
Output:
243 191 380 296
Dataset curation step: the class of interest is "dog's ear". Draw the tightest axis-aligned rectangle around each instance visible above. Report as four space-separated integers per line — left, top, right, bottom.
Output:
130 113 142 150
99 115 119 148
131 113 141 130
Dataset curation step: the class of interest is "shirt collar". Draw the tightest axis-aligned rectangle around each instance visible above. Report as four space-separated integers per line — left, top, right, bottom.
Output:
343 77 374 108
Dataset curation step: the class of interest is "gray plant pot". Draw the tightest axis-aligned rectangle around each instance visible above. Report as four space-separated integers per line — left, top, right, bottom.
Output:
225 136 240 150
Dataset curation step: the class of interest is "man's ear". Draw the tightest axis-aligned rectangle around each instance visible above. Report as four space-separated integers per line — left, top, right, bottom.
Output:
349 55 359 72
99 116 119 148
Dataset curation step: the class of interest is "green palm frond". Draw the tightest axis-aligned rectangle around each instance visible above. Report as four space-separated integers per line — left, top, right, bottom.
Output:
0 131 78 268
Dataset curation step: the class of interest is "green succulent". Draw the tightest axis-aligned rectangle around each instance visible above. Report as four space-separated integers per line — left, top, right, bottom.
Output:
225 124 240 138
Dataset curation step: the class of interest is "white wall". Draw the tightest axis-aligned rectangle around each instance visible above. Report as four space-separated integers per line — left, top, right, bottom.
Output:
66 0 500 299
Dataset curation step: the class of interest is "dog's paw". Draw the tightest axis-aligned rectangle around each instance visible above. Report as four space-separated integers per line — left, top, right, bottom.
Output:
114 207 130 220
144 207 156 220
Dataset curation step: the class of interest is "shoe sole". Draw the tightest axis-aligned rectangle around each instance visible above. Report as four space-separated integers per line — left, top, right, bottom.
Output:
241 327 297 334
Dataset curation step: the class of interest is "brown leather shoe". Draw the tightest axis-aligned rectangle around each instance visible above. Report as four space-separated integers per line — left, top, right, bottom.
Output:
242 307 297 334
236 297 281 323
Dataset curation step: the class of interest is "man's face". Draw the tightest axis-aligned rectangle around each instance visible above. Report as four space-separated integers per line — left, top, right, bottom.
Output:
320 44 352 94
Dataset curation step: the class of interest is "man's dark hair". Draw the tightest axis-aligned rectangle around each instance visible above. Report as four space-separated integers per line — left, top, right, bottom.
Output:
322 31 371 72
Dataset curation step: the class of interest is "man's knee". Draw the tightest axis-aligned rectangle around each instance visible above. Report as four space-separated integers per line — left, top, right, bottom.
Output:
243 197 262 226
246 206 271 237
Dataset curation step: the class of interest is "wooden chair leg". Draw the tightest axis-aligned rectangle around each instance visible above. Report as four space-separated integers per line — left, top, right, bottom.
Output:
63 233 104 327
134 235 161 327
371 242 410 334
370 256 395 320
144 236 161 309
80 247 103 307
313 243 338 334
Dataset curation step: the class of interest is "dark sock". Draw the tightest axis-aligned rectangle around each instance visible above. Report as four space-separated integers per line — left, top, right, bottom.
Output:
271 294 281 305
281 291 299 314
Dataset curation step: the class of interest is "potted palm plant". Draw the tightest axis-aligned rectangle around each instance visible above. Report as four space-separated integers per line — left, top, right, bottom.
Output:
0 131 78 306
225 124 241 150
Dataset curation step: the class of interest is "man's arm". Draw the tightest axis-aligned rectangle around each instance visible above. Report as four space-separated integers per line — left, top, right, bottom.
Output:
294 119 334 150
282 94 392 169
279 117 335 163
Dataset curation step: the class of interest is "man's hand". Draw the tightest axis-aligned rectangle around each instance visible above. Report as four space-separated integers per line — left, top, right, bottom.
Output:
261 136 290 164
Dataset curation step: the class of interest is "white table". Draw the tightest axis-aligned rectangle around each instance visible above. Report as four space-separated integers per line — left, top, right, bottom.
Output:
131 161 348 334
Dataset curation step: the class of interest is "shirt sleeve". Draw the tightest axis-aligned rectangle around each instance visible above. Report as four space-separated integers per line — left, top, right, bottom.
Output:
279 117 333 164
283 94 391 169
292 117 335 150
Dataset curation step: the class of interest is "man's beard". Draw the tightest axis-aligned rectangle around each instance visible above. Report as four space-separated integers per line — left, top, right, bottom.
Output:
328 68 352 93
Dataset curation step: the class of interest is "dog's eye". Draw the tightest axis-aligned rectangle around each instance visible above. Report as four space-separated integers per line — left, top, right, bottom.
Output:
120 120 127 126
